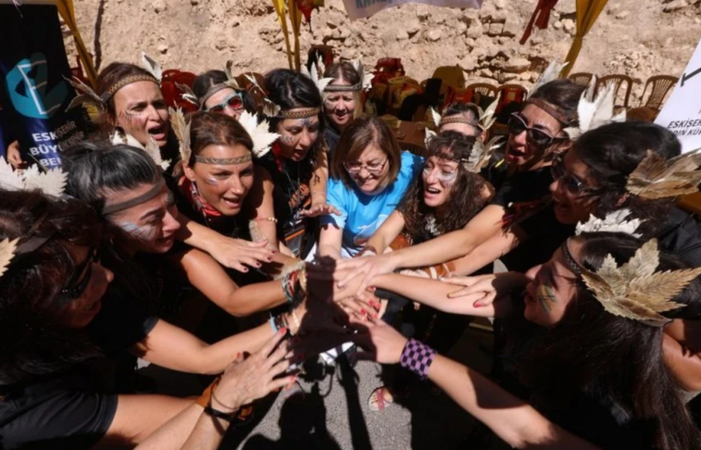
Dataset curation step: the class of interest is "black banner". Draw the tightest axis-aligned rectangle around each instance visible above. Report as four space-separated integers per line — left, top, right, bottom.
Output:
0 3 88 168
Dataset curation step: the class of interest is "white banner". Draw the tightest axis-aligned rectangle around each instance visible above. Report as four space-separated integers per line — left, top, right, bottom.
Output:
655 37 701 153
343 0 482 21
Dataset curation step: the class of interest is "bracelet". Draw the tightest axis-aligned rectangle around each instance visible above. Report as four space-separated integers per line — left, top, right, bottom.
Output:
196 377 220 407
399 339 437 380
254 216 278 223
282 272 295 304
204 404 236 422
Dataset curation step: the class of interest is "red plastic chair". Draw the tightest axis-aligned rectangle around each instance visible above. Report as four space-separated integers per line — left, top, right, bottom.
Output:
161 69 198 112
495 84 528 114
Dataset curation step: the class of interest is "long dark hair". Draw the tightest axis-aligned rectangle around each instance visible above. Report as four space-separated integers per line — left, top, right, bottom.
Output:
574 121 681 238
63 142 163 310
399 131 491 239
529 78 586 127
0 190 102 385
264 68 327 167
516 233 701 450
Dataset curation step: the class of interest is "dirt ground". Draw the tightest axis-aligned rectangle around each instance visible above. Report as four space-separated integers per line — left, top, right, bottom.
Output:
66 0 701 104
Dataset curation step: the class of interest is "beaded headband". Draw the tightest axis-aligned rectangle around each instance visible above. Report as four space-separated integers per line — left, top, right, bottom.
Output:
101 74 159 103
324 83 362 93
194 154 252 165
200 84 235 110
277 107 321 119
439 116 480 129
102 179 165 215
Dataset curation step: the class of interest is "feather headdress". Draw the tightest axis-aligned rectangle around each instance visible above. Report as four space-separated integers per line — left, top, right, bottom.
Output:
65 76 106 113
575 209 643 238
0 238 18 279
626 148 701 199
429 95 500 132
351 59 374 91
564 79 626 139
141 52 163 84
461 136 503 173
302 63 333 95
169 107 192 164
577 238 701 325
0 158 67 197
111 131 171 171
237 111 280 158
526 60 568 100
176 60 243 110
243 73 281 117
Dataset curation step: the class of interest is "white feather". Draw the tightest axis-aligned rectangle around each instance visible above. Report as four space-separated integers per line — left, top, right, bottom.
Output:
140 52 163 83
527 60 568 99
575 209 643 238
0 158 25 191
238 111 280 158
569 80 626 138
0 159 66 197
479 94 500 131
429 108 442 127
424 128 437 147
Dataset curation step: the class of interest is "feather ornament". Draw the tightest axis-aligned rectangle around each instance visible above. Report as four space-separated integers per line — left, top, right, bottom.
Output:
0 238 18 279
237 111 280 158
302 64 333 95
0 159 66 197
478 94 500 131
563 80 626 139
527 61 568 100
575 209 643 238
65 76 106 112
424 128 437 148
244 73 281 117
175 82 199 106
224 61 242 90
626 149 701 199
351 59 374 90
169 107 192 164
580 239 701 325
141 52 163 83
429 108 442 128
111 131 170 170
463 136 503 173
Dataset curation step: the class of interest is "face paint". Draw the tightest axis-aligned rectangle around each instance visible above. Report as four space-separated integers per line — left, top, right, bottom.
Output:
423 166 458 187
537 284 557 313
115 221 160 242
279 134 296 145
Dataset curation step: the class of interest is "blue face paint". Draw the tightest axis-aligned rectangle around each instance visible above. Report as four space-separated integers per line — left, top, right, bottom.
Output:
537 284 557 313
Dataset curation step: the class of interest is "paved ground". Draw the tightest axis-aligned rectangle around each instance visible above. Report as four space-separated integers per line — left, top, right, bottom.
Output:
144 324 494 450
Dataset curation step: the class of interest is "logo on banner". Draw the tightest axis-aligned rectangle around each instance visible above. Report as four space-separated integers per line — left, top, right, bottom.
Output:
5 52 68 119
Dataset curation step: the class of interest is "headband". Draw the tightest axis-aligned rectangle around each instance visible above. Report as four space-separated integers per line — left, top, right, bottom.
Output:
102 179 166 215
439 116 481 129
324 83 362 93
101 74 159 103
525 98 575 126
194 154 252 165
277 107 321 119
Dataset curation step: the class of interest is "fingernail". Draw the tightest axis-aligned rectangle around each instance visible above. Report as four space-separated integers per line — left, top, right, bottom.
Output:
268 257 273 262
360 309 366 315
474 302 483 308
280 327 287 334
236 352 242 358
256 263 262 268
373 311 378 318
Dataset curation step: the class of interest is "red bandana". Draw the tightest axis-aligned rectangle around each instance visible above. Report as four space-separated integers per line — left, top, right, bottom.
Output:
178 176 222 219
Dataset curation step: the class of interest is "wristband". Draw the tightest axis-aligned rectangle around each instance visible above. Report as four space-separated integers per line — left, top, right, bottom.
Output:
196 377 220 407
400 339 437 380
204 404 236 422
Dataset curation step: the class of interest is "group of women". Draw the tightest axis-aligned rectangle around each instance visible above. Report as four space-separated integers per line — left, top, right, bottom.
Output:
1 52 701 450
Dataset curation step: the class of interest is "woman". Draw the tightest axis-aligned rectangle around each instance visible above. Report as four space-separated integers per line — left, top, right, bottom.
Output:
190 69 257 119
436 101 487 139
248 69 335 259
322 61 365 155
336 77 585 290
0 190 295 449
318 116 423 259
93 59 177 162
65 142 304 319
338 232 701 449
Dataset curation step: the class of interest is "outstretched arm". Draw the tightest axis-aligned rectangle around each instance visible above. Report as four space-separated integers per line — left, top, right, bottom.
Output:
364 210 406 255
171 248 287 317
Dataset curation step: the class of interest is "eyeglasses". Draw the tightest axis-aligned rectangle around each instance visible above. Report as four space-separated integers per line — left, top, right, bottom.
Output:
59 248 99 302
551 157 594 196
206 92 244 114
508 113 564 147
343 158 388 175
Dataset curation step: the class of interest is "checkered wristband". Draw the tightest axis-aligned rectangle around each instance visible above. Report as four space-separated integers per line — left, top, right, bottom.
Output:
399 339 437 380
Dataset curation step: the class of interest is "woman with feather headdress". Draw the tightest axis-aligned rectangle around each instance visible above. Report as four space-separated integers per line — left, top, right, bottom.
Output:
0 190 299 449
325 231 701 449
183 63 258 120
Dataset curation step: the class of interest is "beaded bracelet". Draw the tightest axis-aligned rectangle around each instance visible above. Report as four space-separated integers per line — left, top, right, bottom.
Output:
399 339 437 380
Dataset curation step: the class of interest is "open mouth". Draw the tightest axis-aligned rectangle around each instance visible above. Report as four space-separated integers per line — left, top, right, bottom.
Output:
425 187 440 195
147 124 167 142
222 197 242 209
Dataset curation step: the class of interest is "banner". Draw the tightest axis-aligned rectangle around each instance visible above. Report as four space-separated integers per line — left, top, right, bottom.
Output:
655 37 701 153
0 3 88 169
343 0 482 21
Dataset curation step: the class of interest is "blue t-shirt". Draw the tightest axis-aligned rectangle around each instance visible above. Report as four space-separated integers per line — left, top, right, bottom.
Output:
322 151 423 257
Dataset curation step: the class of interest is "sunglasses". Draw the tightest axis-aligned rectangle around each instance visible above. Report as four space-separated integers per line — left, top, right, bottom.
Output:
508 113 564 147
205 92 244 114
551 157 594 196
343 158 388 175
59 247 99 302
